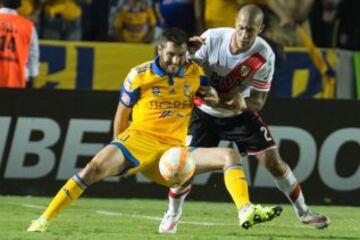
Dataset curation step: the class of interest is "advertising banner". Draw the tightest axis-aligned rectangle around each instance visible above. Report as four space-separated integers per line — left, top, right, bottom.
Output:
0 89 359 205
37 41 338 98
271 48 336 98
37 40 155 90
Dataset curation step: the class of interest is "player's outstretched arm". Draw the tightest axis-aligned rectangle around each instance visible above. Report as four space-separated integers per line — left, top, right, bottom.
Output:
113 103 132 140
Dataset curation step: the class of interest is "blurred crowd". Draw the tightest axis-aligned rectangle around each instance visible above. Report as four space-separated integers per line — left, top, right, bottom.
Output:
1 0 360 50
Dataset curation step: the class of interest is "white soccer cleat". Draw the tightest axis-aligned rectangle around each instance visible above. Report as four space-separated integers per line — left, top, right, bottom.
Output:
158 211 182 233
27 218 49 232
300 210 330 229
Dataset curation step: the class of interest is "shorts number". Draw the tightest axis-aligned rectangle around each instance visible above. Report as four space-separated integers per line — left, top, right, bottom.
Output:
260 126 272 142
119 134 130 142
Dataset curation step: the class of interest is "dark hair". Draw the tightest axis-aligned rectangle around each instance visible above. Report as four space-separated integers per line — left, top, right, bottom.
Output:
2 0 22 9
159 28 188 47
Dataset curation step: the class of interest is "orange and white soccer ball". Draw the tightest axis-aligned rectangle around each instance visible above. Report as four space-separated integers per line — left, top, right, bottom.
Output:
159 147 196 187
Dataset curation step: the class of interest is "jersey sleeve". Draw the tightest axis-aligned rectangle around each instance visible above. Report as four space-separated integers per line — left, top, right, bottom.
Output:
26 25 39 78
250 52 275 92
119 68 141 108
194 30 211 63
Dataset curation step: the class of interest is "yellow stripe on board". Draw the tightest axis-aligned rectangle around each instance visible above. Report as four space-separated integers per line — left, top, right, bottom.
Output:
292 69 309 97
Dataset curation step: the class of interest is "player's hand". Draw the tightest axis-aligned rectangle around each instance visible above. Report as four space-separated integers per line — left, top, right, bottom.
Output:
200 87 220 107
188 36 206 54
220 92 247 112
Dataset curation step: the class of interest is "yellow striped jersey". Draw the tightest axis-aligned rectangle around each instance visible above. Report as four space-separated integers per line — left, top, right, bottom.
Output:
119 57 208 145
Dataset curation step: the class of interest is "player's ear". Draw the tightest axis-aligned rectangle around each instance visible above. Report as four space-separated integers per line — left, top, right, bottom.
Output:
157 45 162 56
259 24 265 34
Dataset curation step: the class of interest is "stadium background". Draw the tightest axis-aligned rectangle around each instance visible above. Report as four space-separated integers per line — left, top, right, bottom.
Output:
35 41 341 96
0 41 359 206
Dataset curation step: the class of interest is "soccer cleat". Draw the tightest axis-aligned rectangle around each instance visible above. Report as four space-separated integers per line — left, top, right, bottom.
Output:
262 205 283 221
300 210 329 229
158 211 182 233
27 218 49 232
239 204 282 229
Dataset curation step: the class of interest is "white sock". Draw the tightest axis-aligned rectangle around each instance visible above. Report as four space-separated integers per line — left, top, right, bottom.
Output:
38 215 49 222
273 167 308 217
167 185 191 215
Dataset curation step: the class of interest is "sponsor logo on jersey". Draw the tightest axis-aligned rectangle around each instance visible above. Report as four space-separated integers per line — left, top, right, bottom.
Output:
159 110 185 118
149 100 191 109
159 110 172 118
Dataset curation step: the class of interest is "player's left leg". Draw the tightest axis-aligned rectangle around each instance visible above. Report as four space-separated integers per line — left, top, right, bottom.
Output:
27 144 131 232
191 147 251 209
256 148 330 229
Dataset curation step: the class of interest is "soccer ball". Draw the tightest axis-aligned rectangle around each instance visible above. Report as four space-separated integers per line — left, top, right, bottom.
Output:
159 147 196 187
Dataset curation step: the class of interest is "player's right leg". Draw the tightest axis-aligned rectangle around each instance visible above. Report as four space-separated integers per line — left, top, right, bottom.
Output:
256 149 329 229
236 111 328 229
191 147 282 229
159 147 235 234
27 144 130 232
158 184 192 233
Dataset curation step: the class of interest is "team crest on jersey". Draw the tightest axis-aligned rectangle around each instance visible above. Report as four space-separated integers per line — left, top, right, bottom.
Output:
152 87 160 96
240 65 250 77
184 83 191 97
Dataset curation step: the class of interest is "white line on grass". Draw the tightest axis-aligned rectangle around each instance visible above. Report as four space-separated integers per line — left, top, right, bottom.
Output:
21 204 46 209
95 210 232 226
95 210 310 229
21 203 310 229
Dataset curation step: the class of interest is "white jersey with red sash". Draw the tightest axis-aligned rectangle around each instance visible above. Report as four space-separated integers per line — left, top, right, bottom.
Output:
193 28 275 117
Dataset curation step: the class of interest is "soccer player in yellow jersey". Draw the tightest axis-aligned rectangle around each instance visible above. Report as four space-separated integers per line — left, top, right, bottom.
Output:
27 28 279 233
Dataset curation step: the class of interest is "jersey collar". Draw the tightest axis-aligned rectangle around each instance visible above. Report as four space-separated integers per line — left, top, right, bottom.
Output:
152 56 185 78
0 8 18 15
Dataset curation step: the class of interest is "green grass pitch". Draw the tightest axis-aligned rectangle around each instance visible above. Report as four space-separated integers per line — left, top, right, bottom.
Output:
1 195 359 240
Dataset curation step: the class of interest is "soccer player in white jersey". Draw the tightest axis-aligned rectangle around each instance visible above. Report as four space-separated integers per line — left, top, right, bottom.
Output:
159 4 329 233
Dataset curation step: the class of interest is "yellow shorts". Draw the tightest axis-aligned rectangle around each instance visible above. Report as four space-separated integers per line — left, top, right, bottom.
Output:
112 130 191 187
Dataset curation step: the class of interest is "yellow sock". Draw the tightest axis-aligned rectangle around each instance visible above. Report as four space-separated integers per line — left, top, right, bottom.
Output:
224 166 250 210
42 176 86 220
